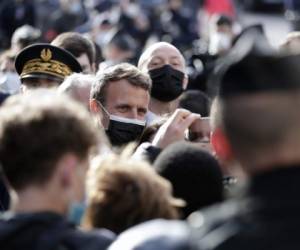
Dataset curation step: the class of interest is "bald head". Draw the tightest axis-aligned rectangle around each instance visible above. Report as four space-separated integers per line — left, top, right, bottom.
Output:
137 42 188 105
138 42 186 73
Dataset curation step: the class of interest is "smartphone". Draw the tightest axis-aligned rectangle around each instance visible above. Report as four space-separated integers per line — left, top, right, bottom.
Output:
188 117 211 142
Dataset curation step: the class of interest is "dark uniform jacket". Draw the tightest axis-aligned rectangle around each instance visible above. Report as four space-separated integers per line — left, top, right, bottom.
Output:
0 211 115 250
83 167 300 250
190 166 300 250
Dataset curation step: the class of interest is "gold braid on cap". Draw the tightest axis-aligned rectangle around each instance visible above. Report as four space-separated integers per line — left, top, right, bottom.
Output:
20 48 72 79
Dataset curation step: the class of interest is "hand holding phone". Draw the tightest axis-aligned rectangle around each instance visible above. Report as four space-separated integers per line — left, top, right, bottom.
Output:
152 109 200 149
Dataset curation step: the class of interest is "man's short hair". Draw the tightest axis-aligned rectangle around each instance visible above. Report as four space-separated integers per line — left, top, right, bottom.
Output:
221 92 300 163
154 142 223 218
58 73 95 96
0 90 99 190
52 32 96 66
214 44 300 164
91 63 151 105
178 90 210 117
58 73 96 108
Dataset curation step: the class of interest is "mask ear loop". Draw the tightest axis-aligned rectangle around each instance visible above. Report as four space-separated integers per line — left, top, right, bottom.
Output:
94 100 111 129
95 100 109 116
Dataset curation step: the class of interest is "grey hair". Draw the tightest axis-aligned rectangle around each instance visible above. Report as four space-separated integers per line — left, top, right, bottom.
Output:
58 73 96 95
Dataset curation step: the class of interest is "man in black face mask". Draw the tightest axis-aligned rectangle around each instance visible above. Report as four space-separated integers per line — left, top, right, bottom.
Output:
90 63 151 147
138 42 188 123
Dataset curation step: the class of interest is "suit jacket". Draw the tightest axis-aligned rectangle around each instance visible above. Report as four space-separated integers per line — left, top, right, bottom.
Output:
0 211 115 250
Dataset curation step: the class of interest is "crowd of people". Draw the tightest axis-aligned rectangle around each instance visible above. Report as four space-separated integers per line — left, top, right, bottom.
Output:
1 0 300 249
0 0 239 93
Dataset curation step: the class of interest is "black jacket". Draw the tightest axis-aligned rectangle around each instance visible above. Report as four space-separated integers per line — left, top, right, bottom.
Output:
190 166 300 250
0 211 115 250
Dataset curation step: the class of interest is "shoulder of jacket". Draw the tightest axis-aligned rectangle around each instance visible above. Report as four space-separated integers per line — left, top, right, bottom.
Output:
187 200 248 250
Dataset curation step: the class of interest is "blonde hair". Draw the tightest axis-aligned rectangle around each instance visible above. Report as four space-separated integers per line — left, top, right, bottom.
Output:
83 151 182 234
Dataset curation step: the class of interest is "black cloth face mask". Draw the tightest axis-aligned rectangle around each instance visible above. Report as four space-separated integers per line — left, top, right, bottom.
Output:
106 115 146 146
97 101 146 146
149 64 185 102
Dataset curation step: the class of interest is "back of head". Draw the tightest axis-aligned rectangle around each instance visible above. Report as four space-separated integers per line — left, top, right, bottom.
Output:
214 30 300 173
83 152 181 234
58 73 95 109
178 90 210 116
154 142 223 218
0 89 98 191
58 73 94 93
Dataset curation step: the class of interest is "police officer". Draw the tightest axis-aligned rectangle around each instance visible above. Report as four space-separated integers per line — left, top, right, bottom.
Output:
15 43 82 92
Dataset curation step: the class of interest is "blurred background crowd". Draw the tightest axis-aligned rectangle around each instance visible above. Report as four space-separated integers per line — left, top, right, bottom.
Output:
0 0 299 95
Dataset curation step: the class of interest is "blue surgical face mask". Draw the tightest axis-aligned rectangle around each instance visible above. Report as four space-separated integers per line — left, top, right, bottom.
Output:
97 101 146 147
67 200 86 225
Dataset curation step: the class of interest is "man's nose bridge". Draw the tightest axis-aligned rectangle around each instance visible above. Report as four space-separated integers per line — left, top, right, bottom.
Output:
128 108 138 120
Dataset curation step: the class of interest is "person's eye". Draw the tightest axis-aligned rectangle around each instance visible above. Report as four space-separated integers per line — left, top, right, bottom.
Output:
149 60 163 67
118 106 129 113
150 62 159 67
171 62 180 67
138 109 147 116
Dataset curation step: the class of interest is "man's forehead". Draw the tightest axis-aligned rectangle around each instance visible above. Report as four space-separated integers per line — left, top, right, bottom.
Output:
150 45 182 57
106 79 149 99
105 81 150 111
139 43 185 68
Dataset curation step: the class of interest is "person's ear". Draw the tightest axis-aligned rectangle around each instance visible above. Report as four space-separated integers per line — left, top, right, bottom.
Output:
90 99 108 129
182 74 188 89
90 99 101 114
211 128 234 162
56 154 78 189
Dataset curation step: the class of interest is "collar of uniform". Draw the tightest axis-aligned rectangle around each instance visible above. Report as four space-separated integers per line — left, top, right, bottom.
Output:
248 166 300 200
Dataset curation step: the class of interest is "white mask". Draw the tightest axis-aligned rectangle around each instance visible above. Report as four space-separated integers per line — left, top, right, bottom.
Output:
209 32 232 55
96 31 112 47
0 72 21 94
